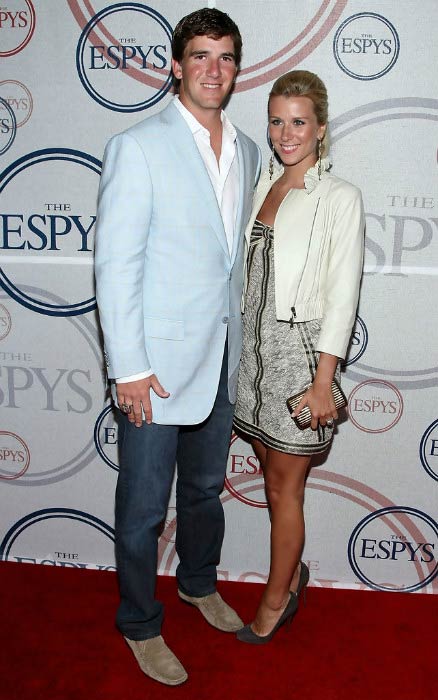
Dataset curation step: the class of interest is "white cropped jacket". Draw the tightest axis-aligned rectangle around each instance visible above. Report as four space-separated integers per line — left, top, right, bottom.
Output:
242 160 365 359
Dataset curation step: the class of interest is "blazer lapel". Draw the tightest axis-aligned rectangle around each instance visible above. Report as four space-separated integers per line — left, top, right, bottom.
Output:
230 135 246 267
162 102 229 258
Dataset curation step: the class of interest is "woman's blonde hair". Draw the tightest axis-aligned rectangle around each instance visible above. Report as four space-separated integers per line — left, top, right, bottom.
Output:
269 70 329 156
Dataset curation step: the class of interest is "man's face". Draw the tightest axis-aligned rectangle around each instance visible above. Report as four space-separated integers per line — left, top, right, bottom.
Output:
172 34 237 118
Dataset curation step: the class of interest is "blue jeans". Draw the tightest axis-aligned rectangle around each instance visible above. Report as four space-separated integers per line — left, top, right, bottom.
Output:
115 348 234 640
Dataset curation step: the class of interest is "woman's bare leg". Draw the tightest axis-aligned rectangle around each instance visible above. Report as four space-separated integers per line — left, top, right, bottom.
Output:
251 437 267 467
249 445 311 636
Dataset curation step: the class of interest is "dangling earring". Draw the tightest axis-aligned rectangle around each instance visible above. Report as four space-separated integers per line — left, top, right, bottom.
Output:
317 139 322 180
269 143 275 180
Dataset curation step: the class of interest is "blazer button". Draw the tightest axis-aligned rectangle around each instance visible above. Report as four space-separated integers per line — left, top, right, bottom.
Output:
222 316 229 324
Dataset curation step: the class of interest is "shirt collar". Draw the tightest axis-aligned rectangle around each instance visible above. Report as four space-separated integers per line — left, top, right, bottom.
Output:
173 95 236 142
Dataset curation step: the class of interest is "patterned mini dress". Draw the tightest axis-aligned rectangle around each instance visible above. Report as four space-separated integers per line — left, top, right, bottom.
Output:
234 219 339 455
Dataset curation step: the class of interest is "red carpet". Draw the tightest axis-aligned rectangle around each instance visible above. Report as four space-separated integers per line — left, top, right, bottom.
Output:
1 561 436 700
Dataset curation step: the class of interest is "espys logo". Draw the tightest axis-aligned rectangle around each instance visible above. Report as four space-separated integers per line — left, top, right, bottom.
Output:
419 419 438 482
0 96 16 156
0 148 100 316
343 315 368 366
348 380 403 433
76 3 173 112
0 431 30 480
333 12 400 80
0 508 115 570
94 404 119 471
225 432 267 508
348 506 438 592
0 0 35 57
0 80 33 127
0 302 11 340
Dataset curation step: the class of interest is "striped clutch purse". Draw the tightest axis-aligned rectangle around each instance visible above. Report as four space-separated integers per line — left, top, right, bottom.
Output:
286 380 347 430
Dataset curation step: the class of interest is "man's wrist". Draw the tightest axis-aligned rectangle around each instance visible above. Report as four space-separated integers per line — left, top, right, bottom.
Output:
116 369 153 383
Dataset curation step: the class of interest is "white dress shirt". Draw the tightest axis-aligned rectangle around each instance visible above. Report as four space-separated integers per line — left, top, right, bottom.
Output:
117 96 239 384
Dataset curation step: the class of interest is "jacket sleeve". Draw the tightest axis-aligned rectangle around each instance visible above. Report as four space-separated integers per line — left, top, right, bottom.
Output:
316 185 365 359
94 132 152 378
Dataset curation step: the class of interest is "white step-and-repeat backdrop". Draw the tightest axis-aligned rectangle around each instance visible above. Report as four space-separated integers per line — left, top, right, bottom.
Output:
1 0 437 595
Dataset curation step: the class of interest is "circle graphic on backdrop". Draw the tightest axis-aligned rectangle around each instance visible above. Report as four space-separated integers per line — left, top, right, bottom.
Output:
70 1 348 95
348 506 438 592
348 379 403 433
0 302 12 340
419 419 438 482
94 404 119 471
0 431 30 480
333 12 400 80
331 98 438 391
0 508 114 564
0 80 33 127
342 315 368 366
0 148 100 316
0 97 17 155
0 0 35 58
225 432 267 508
0 286 105 486
76 3 173 112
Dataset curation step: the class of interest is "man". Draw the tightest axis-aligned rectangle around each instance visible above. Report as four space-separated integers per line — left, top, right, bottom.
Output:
95 7 261 686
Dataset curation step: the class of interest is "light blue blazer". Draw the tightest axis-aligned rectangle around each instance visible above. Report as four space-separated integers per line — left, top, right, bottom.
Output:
95 101 261 425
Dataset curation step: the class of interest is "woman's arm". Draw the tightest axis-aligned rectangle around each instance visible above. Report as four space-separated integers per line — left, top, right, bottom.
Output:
293 184 365 429
316 185 365 359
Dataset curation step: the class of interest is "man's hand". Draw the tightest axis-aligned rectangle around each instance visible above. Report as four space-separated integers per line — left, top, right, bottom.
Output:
116 375 170 427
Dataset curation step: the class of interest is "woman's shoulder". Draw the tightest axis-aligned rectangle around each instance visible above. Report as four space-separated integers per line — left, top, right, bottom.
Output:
323 171 363 202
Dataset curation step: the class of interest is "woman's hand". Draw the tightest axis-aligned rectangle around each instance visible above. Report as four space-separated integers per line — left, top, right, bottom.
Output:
292 351 339 430
292 381 337 430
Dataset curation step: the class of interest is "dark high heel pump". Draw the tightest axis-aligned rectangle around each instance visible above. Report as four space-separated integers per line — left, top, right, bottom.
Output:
236 593 298 645
293 561 310 604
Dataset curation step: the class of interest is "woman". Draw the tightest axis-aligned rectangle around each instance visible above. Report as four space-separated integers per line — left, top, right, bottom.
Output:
234 70 364 644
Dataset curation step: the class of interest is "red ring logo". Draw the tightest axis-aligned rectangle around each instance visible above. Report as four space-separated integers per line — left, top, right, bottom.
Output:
225 432 267 508
348 380 403 433
0 431 31 480
160 507 176 544
0 304 12 341
0 80 33 127
0 1 36 58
